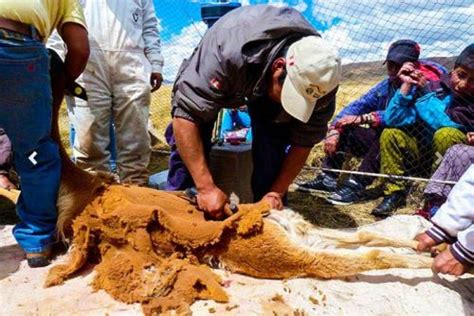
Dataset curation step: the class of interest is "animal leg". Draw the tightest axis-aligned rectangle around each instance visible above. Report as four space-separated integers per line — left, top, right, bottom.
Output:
45 225 91 287
308 249 433 279
216 221 432 280
317 230 419 249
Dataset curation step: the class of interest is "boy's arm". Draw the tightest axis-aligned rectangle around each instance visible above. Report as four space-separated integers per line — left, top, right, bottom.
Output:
60 22 89 81
451 224 474 266
383 90 417 127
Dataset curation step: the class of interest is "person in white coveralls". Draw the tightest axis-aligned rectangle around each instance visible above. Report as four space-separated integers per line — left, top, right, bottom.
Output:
54 0 164 186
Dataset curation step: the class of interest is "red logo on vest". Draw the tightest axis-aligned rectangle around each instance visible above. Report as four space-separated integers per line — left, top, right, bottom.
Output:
210 78 222 90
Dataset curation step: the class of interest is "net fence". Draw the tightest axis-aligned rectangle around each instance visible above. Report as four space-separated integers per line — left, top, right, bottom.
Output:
54 0 472 197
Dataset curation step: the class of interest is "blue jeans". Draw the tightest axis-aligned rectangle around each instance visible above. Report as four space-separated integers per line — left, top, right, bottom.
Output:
0 31 61 253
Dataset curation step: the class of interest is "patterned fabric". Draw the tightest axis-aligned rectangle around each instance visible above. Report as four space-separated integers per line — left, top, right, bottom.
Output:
380 127 466 195
425 144 474 199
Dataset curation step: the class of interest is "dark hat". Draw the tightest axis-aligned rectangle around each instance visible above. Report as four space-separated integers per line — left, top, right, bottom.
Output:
455 44 474 70
385 39 420 65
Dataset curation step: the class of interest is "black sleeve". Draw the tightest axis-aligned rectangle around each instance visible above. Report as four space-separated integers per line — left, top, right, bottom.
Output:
289 89 337 147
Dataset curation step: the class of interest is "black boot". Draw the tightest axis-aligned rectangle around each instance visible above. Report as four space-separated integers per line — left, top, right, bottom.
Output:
371 191 406 218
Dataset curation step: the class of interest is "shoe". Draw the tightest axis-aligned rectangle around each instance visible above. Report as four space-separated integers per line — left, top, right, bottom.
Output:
296 174 337 193
414 202 442 220
371 191 406 218
414 194 444 220
26 249 52 268
326 178 365 205
414 205 431 220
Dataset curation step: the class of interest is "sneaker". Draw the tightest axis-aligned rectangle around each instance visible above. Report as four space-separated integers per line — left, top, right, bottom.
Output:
326 178 365 205
26 248 52 268
371 191 406 218
296 174 337 193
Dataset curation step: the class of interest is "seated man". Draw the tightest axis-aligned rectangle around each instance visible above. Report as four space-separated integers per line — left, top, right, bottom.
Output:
0 128 16 190
416 164 474 276
298 40 445 206
378 44 474 218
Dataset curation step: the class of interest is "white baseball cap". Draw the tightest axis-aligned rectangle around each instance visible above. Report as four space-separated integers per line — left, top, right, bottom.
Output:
281 36 341 123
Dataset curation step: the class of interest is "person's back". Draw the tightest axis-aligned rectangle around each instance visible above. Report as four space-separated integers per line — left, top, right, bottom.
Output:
0 0 89 267
167 5 341 216
173 5 319 123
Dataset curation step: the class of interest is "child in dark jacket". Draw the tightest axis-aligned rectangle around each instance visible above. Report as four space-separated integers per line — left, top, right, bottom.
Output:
377 44 474 218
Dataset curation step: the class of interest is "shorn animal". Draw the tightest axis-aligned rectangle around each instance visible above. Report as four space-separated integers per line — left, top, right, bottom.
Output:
0 56 434 315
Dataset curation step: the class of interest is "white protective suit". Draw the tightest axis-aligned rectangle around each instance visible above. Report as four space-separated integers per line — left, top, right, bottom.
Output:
69 0 163 185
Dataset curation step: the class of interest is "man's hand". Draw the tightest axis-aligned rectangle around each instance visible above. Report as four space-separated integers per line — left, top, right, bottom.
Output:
0 174 16 190
173 118 224 217
432 246 469 276
196 185 228 219
334 115 363 129
150 72 163 92
466 132 474 145
324 130 340 156
261 192 283 210
415 232 438 252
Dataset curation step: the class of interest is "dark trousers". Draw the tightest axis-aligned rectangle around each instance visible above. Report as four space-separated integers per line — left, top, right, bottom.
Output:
323 126 380 187
166 100 291 202
165 121 214 191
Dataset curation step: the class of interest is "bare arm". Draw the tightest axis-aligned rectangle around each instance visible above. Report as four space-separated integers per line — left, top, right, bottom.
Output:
172 117 227 217
59 22 89 81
